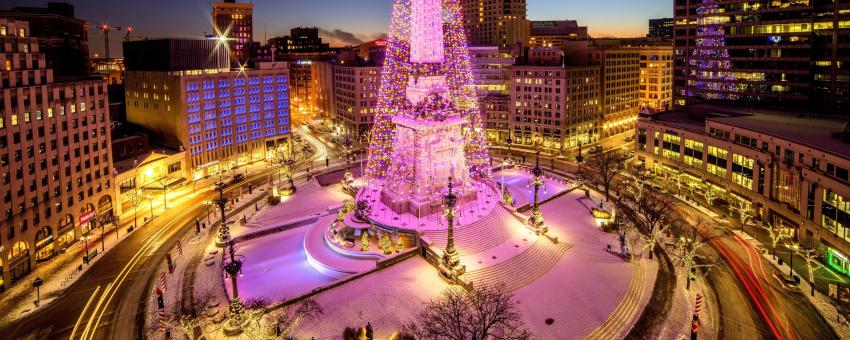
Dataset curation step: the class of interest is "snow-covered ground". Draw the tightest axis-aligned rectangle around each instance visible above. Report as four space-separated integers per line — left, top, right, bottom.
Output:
226 225 336 303
515 190 638 339
494 168 571 208
231 180 348 238
284 187 640 339
291 257 450 338
224 168 648 339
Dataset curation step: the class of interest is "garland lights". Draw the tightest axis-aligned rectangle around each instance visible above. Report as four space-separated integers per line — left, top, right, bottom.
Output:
687 0 739 100
365 0 491 182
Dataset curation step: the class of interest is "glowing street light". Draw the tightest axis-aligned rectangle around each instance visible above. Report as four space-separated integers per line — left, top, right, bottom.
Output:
528 152 547 234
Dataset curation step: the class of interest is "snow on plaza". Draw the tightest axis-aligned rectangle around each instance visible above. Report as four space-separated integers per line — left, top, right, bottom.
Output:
213 0 653 337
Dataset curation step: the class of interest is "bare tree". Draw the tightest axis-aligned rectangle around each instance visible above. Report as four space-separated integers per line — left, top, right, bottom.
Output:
793 241 824 297
759 221 791 260
619 184 674 260
405 285 531 340
585 149 628 201
668 219 719 290
702 187 719 207
241 297 323 339
729 199 753 231
152 290 216 339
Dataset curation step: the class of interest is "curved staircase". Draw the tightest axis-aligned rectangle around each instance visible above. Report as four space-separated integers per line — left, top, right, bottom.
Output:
464 238 573 292
422 207 517 255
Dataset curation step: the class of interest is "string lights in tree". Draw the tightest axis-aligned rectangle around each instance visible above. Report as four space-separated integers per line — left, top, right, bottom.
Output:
687 0 739 100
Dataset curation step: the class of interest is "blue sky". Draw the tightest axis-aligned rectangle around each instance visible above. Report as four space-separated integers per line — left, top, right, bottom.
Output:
6 0 672 56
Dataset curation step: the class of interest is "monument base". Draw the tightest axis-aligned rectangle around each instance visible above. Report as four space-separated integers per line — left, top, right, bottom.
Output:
379 185 477 218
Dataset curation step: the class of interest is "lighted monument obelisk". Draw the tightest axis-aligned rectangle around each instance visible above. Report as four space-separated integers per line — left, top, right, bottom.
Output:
365 0 491 219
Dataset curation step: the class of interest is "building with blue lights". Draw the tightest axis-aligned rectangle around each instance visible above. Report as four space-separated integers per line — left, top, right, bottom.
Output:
124 39 290 180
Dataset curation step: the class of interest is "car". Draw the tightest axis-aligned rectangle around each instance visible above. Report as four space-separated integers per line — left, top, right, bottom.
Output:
624 135 634 142
230 173 245 184
588 146 600 153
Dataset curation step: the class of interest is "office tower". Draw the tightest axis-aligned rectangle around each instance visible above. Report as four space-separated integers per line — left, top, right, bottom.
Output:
0 3 89 76
461 0 530 50
0 19 112 288
212 0 253 65
674 0 849 113
123 38 291 180
648 18 674 40
598 45 640 137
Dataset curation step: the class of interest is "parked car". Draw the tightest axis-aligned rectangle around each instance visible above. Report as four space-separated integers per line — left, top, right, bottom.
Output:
588 145 600 153
624 135 635 142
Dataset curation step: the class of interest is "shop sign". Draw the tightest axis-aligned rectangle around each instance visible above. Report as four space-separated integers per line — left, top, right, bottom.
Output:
80 211 96 224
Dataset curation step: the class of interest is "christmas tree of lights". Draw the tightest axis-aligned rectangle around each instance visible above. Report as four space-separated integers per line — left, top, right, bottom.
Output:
365 0 491 182
688 0 738 100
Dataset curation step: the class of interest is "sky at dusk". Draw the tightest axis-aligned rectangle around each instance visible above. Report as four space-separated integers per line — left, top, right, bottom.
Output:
6 0 672 57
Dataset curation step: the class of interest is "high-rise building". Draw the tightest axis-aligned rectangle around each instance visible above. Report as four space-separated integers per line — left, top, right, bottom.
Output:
123 38 291 180
0 3 89 76
529 20 589 48
212 0 253 65
597 44 640 137
0 19 113 288
673 0 849 114
639 46 673 112
648 18 674 40
331 49 384 142
461 0 530 51
508 48 602 152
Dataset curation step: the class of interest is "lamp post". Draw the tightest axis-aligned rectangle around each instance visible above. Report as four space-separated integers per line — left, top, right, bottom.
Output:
83 236 90 264
214 182 231 247
528 152 547 234
32 277 43 307
788 243 798 277
439 177 462 282
222 240 245 335
501 158 513 205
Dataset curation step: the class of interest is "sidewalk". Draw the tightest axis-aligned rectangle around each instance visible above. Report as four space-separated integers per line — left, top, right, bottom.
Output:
144 178 289 339
734 231 850 338
0 218 138 327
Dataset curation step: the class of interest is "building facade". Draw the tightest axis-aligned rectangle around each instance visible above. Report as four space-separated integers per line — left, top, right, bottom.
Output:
0 3 89 77
0 19 113 289
673 0 849 114
510 61 601 153
212 0 253 65
635 104 850 275
648 18 674 40
529 20 589 48
332 64 382 142
469 46 514 95
599 46 640 137
124 39 291 179
461 0 530 50
639 46 673 112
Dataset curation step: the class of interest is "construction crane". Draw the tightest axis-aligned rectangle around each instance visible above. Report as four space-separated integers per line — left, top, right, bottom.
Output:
124 26 134 42
99 23 122 59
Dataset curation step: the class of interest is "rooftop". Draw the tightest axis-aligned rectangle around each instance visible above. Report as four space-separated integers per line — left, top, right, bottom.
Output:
709 112 850 159
646 104 850 159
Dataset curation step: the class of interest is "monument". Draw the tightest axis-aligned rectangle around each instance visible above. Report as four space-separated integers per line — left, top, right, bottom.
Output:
364 0 492 222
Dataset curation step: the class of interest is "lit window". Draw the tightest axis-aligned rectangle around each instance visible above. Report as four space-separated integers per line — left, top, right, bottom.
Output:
11 114 18 126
